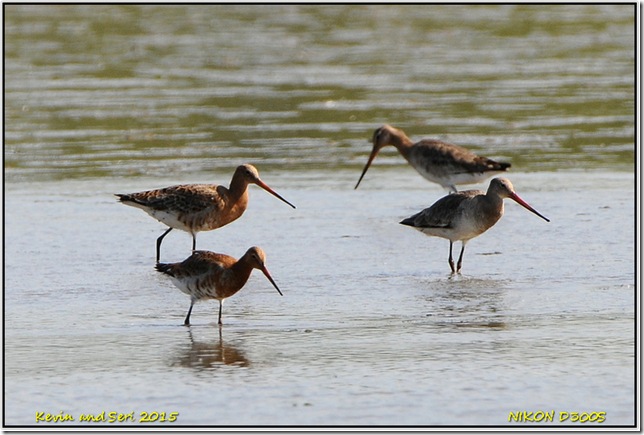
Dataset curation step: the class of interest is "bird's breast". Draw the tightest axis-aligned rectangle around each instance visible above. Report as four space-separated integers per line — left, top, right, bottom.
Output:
171 275 220 300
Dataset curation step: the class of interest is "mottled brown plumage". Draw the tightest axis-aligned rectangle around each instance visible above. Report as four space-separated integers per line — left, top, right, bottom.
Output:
400 178 549 273
116 164 296 262
156 247 282 325
355 125 511 193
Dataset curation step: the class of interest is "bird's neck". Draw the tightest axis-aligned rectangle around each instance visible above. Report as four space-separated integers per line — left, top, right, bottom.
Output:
387 132 414 160
220 260 254 299
228 175 250 198
220 185 249 226
476 194 504 230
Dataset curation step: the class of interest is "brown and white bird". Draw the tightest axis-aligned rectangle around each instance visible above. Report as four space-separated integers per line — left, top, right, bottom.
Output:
155 247 283 326
116 164 296 262
355 124 511 193
400 177 549 274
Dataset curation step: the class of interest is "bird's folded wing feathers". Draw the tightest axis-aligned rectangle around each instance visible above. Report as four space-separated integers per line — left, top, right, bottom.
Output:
146 185 224 213
410 193 470 228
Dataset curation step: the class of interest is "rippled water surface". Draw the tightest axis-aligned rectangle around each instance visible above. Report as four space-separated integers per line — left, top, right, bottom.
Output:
3 4 636 428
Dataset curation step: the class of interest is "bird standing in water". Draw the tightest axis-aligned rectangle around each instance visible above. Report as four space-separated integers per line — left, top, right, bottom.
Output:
156 247 283 326
116 164 296 262
355 125 511 193
400 177 549 274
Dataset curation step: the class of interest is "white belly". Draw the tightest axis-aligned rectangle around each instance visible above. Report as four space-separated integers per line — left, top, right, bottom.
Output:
148 210 194 232
415 166 502 189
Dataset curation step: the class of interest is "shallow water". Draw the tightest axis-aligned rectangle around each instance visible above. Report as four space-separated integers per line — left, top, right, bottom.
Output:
3 4 636 429
4 171 636 427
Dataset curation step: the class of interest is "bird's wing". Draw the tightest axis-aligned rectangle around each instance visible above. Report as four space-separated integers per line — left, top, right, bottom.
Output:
138 184 225 213
171 250 233 279
404 191 480 229
414 140 510 174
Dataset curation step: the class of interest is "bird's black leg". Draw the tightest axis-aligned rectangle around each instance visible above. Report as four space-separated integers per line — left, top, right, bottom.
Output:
192 234 196 251
218 300 223 325
184 302 194 326
448 241 456 274
456 243 466 273
156 227 173 263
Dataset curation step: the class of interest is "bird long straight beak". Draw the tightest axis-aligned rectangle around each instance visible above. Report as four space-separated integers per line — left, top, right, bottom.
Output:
255 179 296 209
510 193 550 222
354 147 380 189
260 266 283 296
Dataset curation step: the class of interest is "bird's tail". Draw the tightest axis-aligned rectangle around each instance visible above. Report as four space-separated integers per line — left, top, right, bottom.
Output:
115 193 147 206
399 216 416 227
155 262 175 277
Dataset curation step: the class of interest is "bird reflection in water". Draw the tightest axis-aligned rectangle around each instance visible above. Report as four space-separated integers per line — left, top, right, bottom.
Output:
422 277 509 330
171 328 249 370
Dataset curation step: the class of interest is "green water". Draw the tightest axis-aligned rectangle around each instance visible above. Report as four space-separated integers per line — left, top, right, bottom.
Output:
4 4 635 182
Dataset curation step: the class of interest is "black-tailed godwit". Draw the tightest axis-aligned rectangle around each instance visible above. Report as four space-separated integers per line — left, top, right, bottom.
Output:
400 177 549 274
355 124 511 193
116 164 296 262
155 247 282 326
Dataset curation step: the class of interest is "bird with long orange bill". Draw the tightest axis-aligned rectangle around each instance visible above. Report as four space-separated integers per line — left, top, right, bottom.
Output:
116 164 296 262
156 247 283 326
355 125 511 193
400 177 549 274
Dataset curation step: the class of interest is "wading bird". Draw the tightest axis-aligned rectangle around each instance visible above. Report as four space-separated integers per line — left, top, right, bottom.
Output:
116 164 296 262
400 177 549 273
156 247 283 326
355 125 511 193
